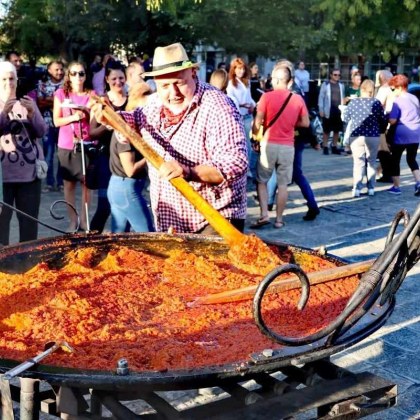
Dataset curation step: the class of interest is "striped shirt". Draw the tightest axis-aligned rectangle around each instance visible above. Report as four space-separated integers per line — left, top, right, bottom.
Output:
120 81 248 233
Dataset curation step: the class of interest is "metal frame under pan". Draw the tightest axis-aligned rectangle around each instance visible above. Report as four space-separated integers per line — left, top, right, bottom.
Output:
0 233 394 392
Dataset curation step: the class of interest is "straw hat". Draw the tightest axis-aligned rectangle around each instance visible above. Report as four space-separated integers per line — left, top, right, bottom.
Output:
144 43 199 77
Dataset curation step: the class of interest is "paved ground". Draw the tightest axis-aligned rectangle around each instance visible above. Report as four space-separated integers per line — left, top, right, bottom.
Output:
6 147 420 419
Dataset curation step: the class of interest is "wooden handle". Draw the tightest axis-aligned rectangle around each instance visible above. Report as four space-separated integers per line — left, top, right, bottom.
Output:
91 95 244 246
189 258 375 306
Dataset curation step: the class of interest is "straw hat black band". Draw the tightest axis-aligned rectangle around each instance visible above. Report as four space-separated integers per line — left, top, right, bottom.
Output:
152 60 188 72
143 43 199 77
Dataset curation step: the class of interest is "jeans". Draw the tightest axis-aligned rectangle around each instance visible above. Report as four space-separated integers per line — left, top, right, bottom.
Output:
107 175 154 233
243 115 258 177
292 140 318 210
0 179 41 245
350 136 380 190
43 126 63 187
268 140 318 210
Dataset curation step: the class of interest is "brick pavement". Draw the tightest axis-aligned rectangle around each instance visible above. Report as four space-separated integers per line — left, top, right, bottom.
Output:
5 147 420 418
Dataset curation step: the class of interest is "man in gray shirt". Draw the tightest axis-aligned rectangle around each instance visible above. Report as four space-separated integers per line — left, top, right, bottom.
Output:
318 68 345 155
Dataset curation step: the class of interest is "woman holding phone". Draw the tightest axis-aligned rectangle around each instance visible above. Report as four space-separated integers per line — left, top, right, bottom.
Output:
0 61 47 245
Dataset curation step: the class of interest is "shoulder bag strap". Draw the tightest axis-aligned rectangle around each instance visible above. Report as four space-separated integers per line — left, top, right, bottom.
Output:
264 92 293 134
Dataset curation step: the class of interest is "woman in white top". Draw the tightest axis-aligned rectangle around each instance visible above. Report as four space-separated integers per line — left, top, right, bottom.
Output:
226 58 256 177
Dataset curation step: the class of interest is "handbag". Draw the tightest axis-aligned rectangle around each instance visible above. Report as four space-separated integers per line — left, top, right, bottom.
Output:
35 159 48 179
251 125 264 143
28 137 48 180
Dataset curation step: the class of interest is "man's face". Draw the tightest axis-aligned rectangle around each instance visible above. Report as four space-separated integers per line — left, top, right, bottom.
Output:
299 62 305 70
9 54 22 71
48 63 64 83
330 71 341 83
155 69 197 114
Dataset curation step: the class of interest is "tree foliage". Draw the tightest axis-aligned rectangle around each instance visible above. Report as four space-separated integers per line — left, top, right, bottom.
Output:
0 0 199 61
178 0 326 58
314 0 420 61
0 0 419 64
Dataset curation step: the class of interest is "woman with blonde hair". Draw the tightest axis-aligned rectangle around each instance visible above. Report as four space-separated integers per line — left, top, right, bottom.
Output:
342 79 386 197
226 58 256 177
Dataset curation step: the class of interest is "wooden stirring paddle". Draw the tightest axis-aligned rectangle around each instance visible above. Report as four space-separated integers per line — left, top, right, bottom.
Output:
90 95 281 275
189 258 375 306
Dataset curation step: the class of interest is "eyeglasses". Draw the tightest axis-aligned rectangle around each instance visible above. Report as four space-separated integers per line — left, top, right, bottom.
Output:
332 73 341 77
69 71 86 77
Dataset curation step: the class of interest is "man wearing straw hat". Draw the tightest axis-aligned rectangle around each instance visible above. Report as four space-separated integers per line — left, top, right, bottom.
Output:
93 43 248 234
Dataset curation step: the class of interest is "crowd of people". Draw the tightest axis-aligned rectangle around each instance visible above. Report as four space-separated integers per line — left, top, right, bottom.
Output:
0 46 419 246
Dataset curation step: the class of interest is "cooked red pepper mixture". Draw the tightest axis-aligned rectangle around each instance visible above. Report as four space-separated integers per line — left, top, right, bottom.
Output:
0 246 358 372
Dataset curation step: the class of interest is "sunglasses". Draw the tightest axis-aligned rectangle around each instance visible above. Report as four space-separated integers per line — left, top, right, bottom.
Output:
332 73 341 77
69 71 86 77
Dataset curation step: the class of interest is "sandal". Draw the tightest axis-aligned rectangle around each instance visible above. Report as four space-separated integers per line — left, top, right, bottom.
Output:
274 221 285 229
250 217 271 229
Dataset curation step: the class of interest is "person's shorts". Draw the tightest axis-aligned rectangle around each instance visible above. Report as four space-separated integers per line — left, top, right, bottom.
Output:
322 114 343 134
58 147 88 183
256 143 294 186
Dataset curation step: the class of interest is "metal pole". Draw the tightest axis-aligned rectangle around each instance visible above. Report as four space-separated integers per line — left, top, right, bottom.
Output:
79 119 90 232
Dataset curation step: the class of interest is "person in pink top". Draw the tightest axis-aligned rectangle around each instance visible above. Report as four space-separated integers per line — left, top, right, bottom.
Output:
53 62 94 232
252 64 309 229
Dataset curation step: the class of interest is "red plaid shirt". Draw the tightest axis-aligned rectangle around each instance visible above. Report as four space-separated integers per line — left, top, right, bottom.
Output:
120 81 248 233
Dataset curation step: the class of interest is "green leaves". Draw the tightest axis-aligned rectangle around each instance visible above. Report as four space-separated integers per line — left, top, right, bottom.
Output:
0 0 419 66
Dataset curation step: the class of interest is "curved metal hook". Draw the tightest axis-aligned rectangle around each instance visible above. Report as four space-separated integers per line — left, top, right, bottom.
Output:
49 200 80 233
0 199 80 235
385 209 410 247
253 206 420 349
253 264 310 346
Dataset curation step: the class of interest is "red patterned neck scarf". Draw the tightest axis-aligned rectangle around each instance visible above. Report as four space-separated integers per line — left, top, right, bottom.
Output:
160 106 188 129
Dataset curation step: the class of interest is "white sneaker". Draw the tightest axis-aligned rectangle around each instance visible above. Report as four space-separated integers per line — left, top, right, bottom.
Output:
368 189 375 196
352 189 361 197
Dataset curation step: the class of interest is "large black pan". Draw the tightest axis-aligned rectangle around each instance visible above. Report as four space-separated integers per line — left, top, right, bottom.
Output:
0 233 394 392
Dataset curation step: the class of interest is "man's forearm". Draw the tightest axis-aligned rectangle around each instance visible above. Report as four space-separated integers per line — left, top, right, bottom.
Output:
190 164 224 184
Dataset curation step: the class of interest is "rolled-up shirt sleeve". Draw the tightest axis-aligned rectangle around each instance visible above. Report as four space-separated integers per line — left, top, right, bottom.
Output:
204 99 248 184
